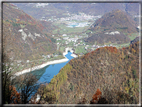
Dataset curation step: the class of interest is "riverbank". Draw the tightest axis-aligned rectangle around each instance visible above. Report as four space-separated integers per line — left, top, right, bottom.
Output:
14 58 69 77
63 47 78 58
14 54 76 78
13 48 78 79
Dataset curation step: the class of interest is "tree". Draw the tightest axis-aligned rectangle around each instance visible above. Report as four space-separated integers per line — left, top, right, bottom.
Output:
2 53 18 104
2 46 40 104
90 89 102 104
9 86 21 104
13 73 39 104
2 54 41 104
2 19 41 104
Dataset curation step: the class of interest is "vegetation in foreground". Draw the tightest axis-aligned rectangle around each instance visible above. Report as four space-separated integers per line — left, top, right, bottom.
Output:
36 41 139 104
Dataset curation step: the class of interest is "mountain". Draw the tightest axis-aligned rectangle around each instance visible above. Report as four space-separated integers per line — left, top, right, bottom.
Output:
50 3 126 16
36 40 139 104
125 3 140 16
14 3 139 20
85 31 130 45
90 9 138 33
84 9 139 45
13 3 69 20
3 3 57 62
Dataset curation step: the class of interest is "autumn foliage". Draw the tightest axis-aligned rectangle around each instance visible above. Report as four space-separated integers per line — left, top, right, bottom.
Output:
107 46 118 53
49 39 52 43
90 89 102 104
9 86 21 104
83 46 118 59
122 47 126 50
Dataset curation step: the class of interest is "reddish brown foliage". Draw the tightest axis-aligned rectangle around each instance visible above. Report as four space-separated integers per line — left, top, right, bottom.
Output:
91 51 95 54
83 46 118 59
104 46 118 53
95 48 100 52
25 14 32 20
122 47 126 50
19 15 28 21
37 23 45 31
95 46 118 54
49 39 51 43
9 86 21 104
83 53 90 59
91 89 102 104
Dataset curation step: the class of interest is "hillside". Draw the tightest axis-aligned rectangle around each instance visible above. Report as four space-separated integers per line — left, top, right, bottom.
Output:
130 36 139 45
85 31 130 45
14 3 139 20
36 41 139 104
13 3 68 20
85 9 138 45
3 3 57 68
90 9 138 33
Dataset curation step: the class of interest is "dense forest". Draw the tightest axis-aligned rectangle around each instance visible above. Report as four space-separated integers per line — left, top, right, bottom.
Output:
85 10 138 45
35 40 139 104
90 9 138 33
85 32 130 45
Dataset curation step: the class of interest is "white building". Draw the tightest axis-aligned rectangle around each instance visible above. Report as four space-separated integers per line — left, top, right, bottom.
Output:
47 55 51 58
26 60 29 63
62 34 67 36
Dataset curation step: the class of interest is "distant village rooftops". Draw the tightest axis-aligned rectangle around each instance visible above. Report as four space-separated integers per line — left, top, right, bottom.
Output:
62 34 67 36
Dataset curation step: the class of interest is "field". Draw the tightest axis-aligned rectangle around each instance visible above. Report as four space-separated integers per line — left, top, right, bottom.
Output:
75 46 87 54
52 21 92 35
127 33 139 40
51 19 139 57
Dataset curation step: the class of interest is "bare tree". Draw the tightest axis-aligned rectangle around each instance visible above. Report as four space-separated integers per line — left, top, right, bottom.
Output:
13 72 40 104
2 53 17 104
2 51 42 104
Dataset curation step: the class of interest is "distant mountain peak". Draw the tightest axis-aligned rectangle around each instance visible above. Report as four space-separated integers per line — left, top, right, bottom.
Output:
91 9 138 33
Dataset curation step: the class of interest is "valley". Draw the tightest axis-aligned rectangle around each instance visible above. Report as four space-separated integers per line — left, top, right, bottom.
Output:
2 2 140 105
47 13 139 56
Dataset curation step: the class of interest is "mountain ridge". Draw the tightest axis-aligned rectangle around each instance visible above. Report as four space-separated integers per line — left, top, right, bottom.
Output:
3 3 57 70
90 9 138 33
36 41 139 104
84 9 138 45
14 3 139 21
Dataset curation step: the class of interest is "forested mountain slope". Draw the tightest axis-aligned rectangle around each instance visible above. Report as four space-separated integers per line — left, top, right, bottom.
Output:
90 9 138 33
85 10 138 45
36 40 139 104
3 3 57 62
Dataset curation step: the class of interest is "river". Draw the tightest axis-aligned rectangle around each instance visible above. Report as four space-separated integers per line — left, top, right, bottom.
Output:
22 52 74 101
30 52 74 84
